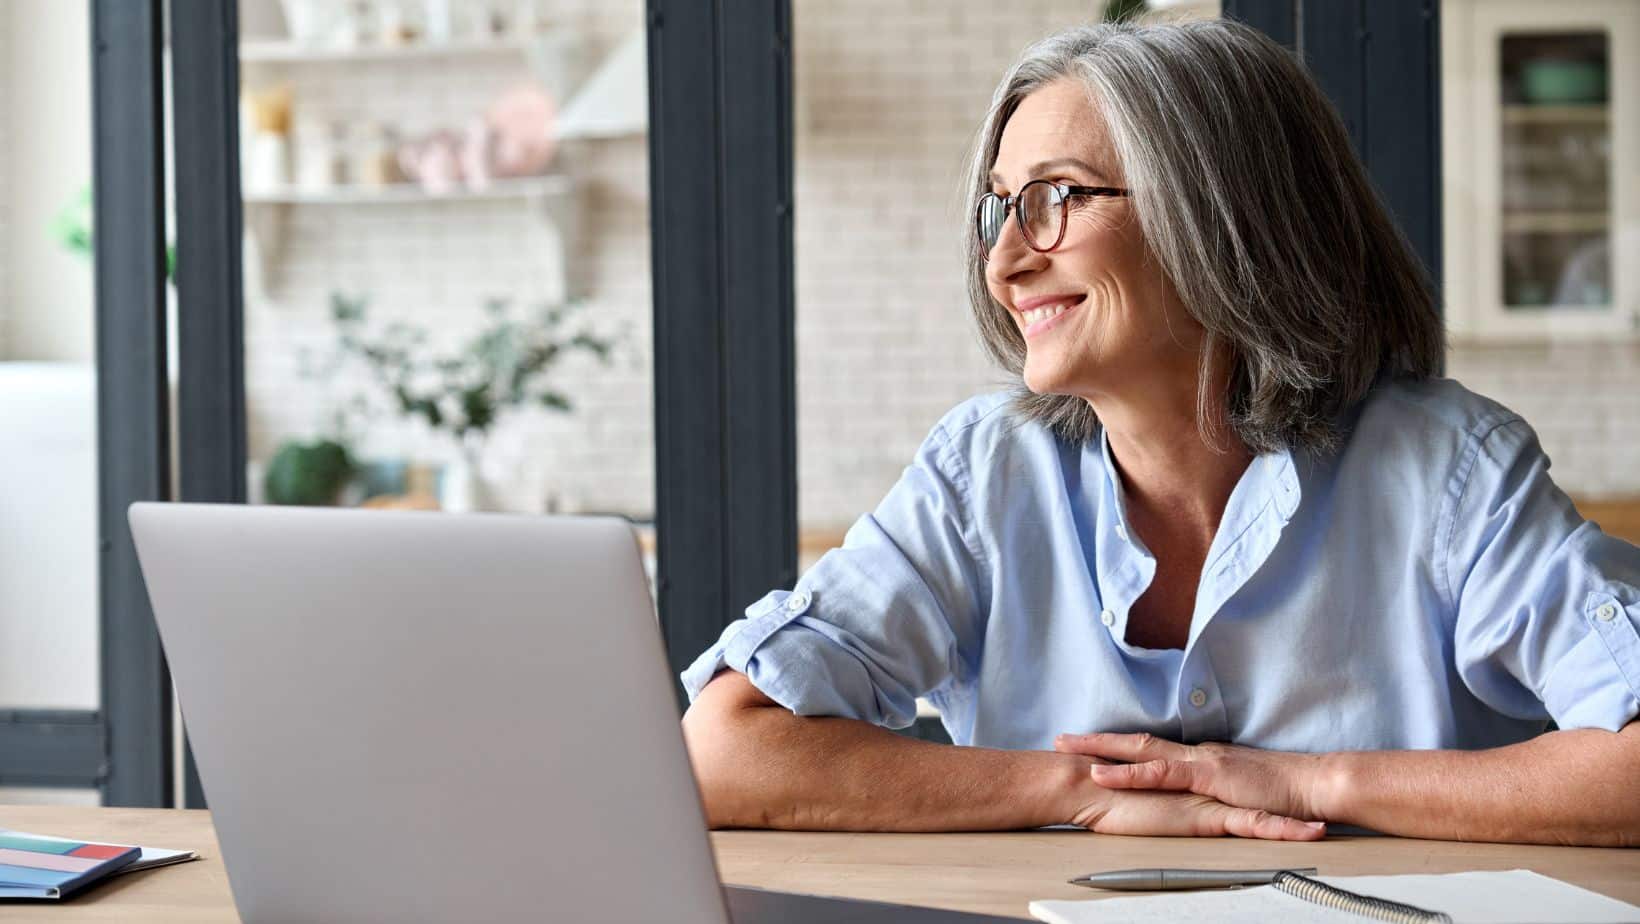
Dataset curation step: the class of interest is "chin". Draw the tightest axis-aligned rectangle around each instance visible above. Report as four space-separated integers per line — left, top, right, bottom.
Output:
1021 361 1063 396
1022 354 1096 399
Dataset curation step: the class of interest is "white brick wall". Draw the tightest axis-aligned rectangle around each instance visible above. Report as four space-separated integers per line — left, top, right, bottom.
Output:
246 0 1640 535
1447 342 1640 500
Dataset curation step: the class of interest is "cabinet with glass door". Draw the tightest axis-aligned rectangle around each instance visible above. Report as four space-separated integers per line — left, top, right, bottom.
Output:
1442 0 1639 340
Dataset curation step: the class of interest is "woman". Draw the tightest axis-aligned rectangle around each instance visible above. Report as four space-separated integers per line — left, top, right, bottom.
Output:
679 19 1640 845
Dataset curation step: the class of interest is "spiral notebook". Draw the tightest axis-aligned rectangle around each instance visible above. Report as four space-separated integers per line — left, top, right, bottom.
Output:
0 829 197 900
1029 870 1640 924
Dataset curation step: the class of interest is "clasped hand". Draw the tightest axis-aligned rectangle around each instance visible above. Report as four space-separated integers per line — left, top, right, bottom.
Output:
1053 732 1334 841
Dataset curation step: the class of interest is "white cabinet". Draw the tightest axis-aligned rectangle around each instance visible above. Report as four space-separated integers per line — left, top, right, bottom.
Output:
1442 0 1640 340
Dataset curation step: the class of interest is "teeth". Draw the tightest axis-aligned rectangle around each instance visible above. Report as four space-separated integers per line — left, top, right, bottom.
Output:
1022 303 1072 325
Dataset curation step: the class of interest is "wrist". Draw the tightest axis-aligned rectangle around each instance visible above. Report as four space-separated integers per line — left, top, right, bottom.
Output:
1310 750 1359 823
1048 752 1107 828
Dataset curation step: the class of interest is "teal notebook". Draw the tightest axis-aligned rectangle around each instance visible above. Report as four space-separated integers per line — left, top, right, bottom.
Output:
0 831 141 899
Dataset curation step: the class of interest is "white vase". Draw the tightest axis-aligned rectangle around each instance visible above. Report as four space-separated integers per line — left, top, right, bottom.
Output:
439 445 498 513
278 0 329 45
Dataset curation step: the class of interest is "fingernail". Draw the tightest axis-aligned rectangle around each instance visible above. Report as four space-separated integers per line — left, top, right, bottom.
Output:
1305 821 1325 830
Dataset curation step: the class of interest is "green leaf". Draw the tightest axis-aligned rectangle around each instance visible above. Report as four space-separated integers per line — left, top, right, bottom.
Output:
316 290 636 443
461 387 496 432
1102 0 1146 22
51 184 95 259
331 293 367 323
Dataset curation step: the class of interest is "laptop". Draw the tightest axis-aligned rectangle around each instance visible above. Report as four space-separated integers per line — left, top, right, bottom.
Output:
129 503 1018 923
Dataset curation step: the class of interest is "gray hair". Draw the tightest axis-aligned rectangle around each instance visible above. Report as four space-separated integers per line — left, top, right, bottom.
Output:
963 19 1444 455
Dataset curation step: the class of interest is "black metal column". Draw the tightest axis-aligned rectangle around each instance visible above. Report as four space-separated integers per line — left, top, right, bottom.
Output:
91 0 174 807
1224 0 1442 293
647 0 798 700
1221 0 1297 49
170 0 248 810
1361 0 1443 296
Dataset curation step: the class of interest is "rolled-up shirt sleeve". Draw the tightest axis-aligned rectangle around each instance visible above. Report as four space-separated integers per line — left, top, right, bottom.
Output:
1447 417 1640 732
679 420 988 729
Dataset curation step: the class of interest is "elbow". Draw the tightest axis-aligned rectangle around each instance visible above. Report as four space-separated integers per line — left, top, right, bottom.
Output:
680 672 779 828
680 696 732 811
680 698 731 827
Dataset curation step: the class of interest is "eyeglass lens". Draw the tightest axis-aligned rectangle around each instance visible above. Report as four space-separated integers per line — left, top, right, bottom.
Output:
977 181 1063 256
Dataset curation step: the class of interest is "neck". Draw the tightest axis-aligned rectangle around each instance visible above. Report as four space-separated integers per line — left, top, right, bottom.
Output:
1092 392 1253 545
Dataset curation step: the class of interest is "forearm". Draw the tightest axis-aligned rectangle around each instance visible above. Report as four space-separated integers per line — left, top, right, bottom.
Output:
682 677 1091 832
1318 723 1640 846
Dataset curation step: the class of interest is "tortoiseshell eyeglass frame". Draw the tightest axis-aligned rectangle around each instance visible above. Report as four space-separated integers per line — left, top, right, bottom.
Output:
975 179 1130 261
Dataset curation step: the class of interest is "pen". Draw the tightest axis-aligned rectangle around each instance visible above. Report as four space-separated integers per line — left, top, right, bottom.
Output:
1068 867 1319 891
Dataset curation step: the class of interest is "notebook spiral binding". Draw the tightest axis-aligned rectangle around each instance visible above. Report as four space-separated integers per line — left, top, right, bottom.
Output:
1272 871 1455 924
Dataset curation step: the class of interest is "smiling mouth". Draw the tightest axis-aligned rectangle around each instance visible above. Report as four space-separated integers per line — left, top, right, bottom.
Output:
1019 295 1086 338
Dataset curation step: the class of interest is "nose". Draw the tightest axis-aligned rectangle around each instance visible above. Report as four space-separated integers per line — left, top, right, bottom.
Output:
984 210 1047 292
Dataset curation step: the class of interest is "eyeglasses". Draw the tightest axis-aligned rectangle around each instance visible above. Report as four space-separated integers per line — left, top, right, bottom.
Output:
974 180 1130 260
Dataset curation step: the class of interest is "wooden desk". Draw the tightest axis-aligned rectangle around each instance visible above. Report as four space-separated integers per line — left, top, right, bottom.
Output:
714 829 1640 919
4 805 1638 921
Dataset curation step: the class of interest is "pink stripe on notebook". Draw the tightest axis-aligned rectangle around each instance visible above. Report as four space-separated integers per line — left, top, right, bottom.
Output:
0 848 101 873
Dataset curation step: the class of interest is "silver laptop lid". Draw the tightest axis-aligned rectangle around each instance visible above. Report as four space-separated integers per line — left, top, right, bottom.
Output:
130 503 728 924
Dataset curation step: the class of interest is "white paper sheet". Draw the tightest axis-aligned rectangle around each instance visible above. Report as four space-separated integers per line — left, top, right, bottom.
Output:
1029 870 1640 924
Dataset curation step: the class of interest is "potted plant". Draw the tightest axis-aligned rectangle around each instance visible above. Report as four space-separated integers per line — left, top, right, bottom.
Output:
263 438 356 506
324 292 620 511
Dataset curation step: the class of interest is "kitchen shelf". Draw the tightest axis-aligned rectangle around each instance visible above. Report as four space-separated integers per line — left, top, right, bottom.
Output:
239 36 551 64
233 26 592 300
1501 210 1610 234
242 175 579 299
243 175 572 205
1502 103 1609 125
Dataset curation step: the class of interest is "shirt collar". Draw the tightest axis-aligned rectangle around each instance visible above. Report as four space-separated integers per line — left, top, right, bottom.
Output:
1097 425 1303 530
1097 426 1135 540
1267 447 1302 522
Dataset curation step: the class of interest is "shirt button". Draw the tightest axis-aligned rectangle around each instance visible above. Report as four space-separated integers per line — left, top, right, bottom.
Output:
786 593 809 612
1189 688 1208 708
1100 609 1115 627
1115 523 1129 541
1596 603 1618 622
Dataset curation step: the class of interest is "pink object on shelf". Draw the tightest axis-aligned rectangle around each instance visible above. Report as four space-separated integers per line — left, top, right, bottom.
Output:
397 131 463 194
393 82 558 194
487 83 557 177
460 118 493 191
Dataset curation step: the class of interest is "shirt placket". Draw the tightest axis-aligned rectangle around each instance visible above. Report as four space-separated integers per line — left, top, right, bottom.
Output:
1177 453 1302 742
1091 431 1156 645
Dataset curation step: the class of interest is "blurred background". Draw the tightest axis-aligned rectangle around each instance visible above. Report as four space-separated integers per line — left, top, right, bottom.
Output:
1 0 1636 806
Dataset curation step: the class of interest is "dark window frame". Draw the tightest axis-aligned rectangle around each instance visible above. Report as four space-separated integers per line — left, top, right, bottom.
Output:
91 0 173 807
647 0 799 701
170 0 248 810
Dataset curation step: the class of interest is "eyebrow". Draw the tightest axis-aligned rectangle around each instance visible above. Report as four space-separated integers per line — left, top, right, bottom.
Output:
989 157 1110 187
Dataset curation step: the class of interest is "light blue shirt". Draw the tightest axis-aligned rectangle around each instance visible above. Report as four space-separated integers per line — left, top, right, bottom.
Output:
681 378 1640 752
